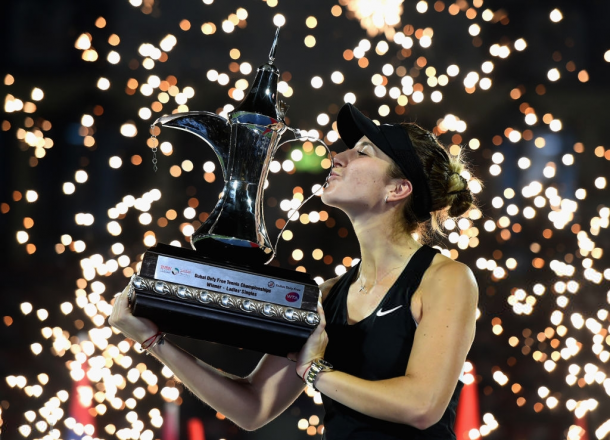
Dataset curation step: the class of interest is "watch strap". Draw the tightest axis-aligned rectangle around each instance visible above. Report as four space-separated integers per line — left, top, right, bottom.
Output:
304 359 333 391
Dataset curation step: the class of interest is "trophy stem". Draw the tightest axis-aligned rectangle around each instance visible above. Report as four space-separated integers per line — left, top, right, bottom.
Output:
191 179 272 251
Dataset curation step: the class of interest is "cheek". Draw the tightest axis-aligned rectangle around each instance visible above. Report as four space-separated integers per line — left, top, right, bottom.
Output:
323 162 387 202
348 164 384 188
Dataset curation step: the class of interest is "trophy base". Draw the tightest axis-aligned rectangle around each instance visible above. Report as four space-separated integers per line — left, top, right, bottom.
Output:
131 243 320 356
132 291 313 357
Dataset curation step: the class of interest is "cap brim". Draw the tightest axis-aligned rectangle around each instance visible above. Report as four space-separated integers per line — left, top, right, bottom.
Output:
337 103 387 152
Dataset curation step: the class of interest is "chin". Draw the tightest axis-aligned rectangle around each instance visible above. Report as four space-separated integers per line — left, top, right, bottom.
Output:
320 192 349 211
320 192 334 207
321 192 341 209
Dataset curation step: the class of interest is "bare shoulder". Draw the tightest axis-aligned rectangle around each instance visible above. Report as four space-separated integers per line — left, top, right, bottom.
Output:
319 276 341 303
421 251 479 303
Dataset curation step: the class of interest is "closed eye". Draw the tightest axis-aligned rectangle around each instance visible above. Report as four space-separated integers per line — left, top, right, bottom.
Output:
355 142 373 156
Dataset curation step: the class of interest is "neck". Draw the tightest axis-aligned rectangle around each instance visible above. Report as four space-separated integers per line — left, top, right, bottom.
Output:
349 209 421 282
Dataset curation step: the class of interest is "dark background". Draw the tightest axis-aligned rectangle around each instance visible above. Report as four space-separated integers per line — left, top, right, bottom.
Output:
1 0 610 439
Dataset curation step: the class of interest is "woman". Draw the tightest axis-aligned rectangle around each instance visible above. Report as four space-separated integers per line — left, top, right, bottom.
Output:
110 103 479 439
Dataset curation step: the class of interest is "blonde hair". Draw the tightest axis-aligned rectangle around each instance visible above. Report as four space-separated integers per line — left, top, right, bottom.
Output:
387 123 481 243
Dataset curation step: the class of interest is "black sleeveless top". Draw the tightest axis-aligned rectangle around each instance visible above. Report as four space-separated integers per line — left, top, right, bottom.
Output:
321 245 463 440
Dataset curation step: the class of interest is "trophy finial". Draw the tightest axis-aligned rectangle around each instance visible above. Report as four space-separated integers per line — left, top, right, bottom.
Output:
268 26 281 64
232 27 282 119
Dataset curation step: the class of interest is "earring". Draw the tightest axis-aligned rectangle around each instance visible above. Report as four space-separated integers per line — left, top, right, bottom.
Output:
384 195 389 203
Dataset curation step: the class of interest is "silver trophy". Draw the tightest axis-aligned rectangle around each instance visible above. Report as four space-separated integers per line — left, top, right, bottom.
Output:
129 28 322 356
154 28 287 262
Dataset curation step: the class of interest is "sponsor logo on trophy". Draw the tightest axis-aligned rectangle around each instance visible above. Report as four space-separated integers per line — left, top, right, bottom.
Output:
127 27 324 356
285 292 300 303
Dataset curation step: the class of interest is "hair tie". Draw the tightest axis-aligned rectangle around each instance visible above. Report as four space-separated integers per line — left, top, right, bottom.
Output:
447 189 470 196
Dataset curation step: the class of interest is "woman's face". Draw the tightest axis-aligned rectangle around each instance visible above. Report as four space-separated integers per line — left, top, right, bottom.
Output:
321 136 397 214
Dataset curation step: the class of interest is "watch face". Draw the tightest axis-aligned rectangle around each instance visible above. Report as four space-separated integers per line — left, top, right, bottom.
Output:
317 359 333 370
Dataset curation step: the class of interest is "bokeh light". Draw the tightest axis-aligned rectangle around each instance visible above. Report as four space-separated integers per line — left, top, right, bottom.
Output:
2 2 610 440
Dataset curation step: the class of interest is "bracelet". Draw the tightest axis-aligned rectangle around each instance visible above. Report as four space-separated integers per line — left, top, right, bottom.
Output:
301 363 313 383
146 333 166 354
141 331 166 352
140 332 160 348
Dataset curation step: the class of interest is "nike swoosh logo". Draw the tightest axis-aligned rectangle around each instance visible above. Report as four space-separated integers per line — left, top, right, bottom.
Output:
376 305 403 317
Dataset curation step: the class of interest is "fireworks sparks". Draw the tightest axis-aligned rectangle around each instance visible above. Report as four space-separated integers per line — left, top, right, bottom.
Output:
2 0 610 439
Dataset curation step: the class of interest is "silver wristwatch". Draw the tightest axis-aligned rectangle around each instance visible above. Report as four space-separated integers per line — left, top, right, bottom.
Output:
305 359 334 391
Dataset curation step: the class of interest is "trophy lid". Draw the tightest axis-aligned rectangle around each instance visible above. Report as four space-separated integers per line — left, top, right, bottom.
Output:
232 27 282 121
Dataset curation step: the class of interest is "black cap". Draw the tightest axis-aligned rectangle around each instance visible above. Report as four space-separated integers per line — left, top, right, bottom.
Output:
337 103 432 221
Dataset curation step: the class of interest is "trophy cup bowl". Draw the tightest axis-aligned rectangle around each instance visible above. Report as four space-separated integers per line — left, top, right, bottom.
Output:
128 28 322 357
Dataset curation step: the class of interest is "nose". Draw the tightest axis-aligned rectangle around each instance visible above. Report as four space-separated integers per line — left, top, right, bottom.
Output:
332 149 351 168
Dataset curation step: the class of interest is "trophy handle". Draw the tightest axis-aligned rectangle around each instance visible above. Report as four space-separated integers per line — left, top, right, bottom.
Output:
267 130 334 264
153 111 231 180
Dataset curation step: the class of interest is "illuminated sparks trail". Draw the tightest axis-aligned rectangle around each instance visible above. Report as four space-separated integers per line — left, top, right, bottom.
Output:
2 0 610 439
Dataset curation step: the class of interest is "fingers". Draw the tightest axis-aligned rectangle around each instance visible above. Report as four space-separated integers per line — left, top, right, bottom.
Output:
109 284 132 327
113 285 131 316
317 298 326 328
119 284 130 306
308 300 326 336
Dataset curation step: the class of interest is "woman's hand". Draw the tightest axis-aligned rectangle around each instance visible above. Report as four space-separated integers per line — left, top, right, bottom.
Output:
108 282 159 344
293 297 328 378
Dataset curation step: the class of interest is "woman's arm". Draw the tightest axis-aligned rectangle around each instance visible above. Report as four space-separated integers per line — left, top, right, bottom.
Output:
110 278 336 431
309 261 478 430
146 339 306 431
